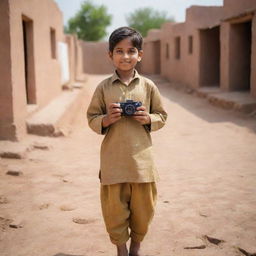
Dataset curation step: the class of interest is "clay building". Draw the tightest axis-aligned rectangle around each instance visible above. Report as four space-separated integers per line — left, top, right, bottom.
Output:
141 0 256 98
141 5 223 87
141 29 162 75
221 0 256 97
139 5 224 86
81 41 113 74
0 0 85 141
65 34 86 84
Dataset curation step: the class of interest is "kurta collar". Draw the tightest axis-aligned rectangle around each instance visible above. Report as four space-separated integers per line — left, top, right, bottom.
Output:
110 69 140 85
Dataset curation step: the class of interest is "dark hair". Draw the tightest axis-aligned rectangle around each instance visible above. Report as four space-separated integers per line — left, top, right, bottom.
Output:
109 27 143 52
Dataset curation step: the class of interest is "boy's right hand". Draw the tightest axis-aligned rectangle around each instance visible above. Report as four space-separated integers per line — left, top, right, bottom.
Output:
102 103 122 128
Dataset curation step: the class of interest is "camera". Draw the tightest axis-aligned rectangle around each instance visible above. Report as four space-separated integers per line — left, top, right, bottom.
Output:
119 100 142 116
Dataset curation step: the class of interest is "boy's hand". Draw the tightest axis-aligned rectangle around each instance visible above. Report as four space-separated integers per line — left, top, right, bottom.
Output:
102 103 122 128
132 106 151 125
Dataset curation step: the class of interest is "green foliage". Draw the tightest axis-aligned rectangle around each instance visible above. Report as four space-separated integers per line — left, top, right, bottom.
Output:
126 7 174 37
65 0 111 41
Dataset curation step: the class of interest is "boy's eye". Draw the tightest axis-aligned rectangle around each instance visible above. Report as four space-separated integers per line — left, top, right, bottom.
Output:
115 49 123 54
129 49 137 54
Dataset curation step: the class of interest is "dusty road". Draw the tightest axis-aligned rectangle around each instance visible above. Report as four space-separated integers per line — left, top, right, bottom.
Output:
0 75 256 256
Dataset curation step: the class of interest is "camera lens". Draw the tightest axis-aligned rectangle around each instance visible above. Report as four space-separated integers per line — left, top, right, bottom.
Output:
125 104 135 115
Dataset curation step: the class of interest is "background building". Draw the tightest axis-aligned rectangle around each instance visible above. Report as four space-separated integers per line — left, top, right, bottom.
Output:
0 0 85 141
141 0 256 98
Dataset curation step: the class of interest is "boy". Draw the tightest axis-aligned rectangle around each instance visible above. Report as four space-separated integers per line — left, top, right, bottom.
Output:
87 27 167 256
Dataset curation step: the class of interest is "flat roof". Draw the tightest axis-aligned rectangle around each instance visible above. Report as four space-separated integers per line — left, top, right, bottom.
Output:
222 9 255 23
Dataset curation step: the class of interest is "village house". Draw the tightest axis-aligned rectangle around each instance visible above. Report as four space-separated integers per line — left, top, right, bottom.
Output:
141 0 256 101
0 0 85 141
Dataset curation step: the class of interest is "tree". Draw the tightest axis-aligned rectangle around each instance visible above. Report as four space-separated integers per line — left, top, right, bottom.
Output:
65 1 111 41
126 7 174 37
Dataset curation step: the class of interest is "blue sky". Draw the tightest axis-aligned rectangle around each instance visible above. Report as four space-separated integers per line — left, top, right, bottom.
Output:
54 0 223 38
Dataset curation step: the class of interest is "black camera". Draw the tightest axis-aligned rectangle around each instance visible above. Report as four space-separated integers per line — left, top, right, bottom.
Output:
119 100 142 116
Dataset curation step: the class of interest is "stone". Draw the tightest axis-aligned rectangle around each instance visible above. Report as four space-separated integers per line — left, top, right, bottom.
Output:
60 205 76 211
32 142 50 150
8 217 24 229
0 141 28 159
204 235 225 245
6 169 23 176
183 237 206 250
52 129 66 137
238 247 256 256
184 245 206 249
199 211 208 217
72 218 96 225
9 223 23 229
0 151 26 159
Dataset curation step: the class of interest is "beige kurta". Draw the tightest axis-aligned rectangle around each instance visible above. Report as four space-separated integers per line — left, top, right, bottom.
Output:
87 70 167 185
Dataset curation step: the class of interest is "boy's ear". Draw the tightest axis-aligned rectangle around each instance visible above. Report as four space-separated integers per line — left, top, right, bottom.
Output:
108 51 113 59
138 50 143 62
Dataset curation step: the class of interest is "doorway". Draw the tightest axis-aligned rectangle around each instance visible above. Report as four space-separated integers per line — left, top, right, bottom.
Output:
229 20 252 91
199 26 220 87
22 15 36 104
153 40 161 74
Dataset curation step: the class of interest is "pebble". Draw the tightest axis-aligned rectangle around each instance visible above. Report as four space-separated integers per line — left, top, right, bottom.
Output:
184 245 206 249
238 247 256 256
60 205 76 211
33 142 50 150
6 170 23 176
204 235 225 245
9 223 23 229
72 218 95 225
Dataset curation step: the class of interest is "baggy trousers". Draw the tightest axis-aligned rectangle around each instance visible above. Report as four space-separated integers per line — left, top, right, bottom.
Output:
100 182 157 245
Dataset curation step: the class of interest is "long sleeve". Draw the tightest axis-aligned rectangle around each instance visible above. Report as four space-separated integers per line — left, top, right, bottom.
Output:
86 72 165 185
86 84 107 135
148 84 168 132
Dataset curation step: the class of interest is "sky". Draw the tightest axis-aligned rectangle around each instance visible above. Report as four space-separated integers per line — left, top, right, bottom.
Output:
54 0 223 39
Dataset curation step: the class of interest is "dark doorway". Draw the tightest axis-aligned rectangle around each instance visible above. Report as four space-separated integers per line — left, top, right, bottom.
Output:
153 40 161 74
199 26 220 87
229 20 252 91
22 15 36 104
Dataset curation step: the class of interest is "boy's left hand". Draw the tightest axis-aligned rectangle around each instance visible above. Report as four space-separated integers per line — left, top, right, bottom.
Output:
132 106 151 125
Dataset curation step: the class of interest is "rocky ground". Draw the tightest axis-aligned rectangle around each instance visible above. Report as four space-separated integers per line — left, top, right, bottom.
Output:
0 75 256 256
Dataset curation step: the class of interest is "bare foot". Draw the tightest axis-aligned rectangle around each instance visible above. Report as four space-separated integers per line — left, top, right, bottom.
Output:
117 243 128 256
129 240 141 256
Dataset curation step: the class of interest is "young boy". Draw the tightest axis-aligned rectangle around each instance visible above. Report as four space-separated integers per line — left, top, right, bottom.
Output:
87 27 167 256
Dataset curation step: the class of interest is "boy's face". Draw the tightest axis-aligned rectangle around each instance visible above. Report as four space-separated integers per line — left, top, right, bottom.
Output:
109 38 143 72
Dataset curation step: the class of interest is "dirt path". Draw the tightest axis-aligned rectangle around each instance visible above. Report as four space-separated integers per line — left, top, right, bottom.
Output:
0 75 256 256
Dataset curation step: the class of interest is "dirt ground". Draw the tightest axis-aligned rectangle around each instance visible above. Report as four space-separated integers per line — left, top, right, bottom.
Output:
0 75 256 256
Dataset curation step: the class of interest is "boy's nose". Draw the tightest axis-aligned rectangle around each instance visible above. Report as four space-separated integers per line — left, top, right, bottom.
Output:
123 52 129 59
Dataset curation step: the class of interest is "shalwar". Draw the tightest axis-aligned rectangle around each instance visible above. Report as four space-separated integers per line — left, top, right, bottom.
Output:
100 182 157 245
